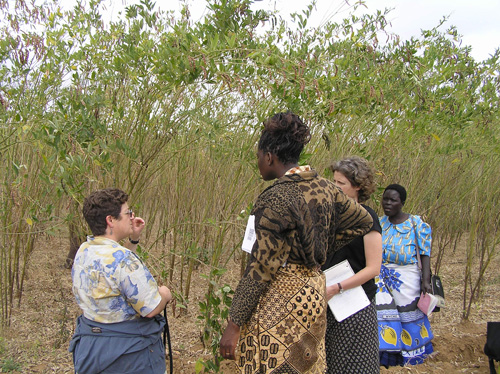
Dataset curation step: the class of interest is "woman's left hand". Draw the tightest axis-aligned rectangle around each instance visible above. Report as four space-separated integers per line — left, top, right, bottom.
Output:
326 284 340 301
420 255 432 294
130 217 145 240
421 278 432 294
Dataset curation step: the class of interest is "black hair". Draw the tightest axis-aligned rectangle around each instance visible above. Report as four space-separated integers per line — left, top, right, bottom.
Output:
384 184 407 205
258 111 311 164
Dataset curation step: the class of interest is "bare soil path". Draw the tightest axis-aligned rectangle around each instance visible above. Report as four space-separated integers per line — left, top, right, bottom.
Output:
1 236 499 373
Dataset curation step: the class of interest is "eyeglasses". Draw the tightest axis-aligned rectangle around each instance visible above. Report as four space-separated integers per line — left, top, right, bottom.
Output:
121 209 134 218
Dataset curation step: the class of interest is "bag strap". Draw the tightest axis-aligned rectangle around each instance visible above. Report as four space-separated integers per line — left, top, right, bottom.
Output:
488 358 496 374
164 306 173 374
410 215 422 271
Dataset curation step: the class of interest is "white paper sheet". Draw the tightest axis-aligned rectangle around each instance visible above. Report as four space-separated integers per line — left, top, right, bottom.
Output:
324 260 371 322
241 215 256 253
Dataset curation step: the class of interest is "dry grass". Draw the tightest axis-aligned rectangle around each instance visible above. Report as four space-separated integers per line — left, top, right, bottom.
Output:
0 235 499 373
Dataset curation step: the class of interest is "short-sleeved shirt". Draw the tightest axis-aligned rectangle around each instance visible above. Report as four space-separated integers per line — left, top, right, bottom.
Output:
380 215 432 266
72 236 161 323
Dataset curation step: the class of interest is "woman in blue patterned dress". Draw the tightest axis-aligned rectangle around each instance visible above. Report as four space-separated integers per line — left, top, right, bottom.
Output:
376 184 434 367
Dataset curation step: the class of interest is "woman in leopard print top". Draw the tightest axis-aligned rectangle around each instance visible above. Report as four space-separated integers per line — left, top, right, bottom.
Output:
220 112 373 373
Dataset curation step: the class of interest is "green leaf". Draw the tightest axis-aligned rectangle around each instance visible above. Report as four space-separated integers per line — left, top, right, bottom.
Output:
195 360 205 374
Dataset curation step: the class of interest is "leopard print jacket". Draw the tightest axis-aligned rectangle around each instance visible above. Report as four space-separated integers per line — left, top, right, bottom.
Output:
229 170 373 327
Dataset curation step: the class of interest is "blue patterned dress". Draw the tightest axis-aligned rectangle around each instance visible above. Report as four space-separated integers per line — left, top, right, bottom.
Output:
375 215 434 366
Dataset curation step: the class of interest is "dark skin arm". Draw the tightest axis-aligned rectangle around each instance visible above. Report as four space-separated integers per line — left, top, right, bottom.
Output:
219 154 295 361
421 254 432 294
219 319 240 360
383 189 432 293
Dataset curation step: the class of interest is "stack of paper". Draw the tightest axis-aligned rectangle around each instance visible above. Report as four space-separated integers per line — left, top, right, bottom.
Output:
324 260 370 322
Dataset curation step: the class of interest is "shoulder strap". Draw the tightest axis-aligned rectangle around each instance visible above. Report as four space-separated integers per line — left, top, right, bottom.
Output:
410 215 422 271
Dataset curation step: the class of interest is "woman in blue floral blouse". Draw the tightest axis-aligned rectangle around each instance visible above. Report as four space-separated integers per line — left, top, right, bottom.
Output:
69 188 172 374
375 184 434 367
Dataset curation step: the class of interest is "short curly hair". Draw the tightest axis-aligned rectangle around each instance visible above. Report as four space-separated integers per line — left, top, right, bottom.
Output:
258 111 311 164
330 156 375 203
83 188 129 236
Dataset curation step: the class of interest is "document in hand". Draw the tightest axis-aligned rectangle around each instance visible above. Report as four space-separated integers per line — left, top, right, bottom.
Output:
323 260 370 322
417 292 438 316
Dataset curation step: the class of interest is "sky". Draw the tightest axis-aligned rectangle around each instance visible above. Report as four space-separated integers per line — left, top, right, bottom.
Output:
94 0 500 61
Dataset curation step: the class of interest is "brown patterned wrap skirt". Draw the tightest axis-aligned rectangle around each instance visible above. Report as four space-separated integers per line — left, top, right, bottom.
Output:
237 263 327 374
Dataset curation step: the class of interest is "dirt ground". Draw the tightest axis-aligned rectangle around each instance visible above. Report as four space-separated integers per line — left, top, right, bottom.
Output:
1 235 499 374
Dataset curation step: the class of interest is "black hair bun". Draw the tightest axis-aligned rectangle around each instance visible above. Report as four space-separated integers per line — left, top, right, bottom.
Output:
264 111 311 146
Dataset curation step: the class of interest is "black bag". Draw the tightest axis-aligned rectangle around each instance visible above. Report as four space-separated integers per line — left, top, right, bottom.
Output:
431 274 445 311
411 215 445 312
484 322 500 374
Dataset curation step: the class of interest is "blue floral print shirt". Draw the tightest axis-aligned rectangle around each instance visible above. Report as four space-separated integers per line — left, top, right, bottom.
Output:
72 236 162 323
380 215 432 265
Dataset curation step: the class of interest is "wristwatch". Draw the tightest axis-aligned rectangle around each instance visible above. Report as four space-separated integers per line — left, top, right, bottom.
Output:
337 282 344 294
129 237 140 245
